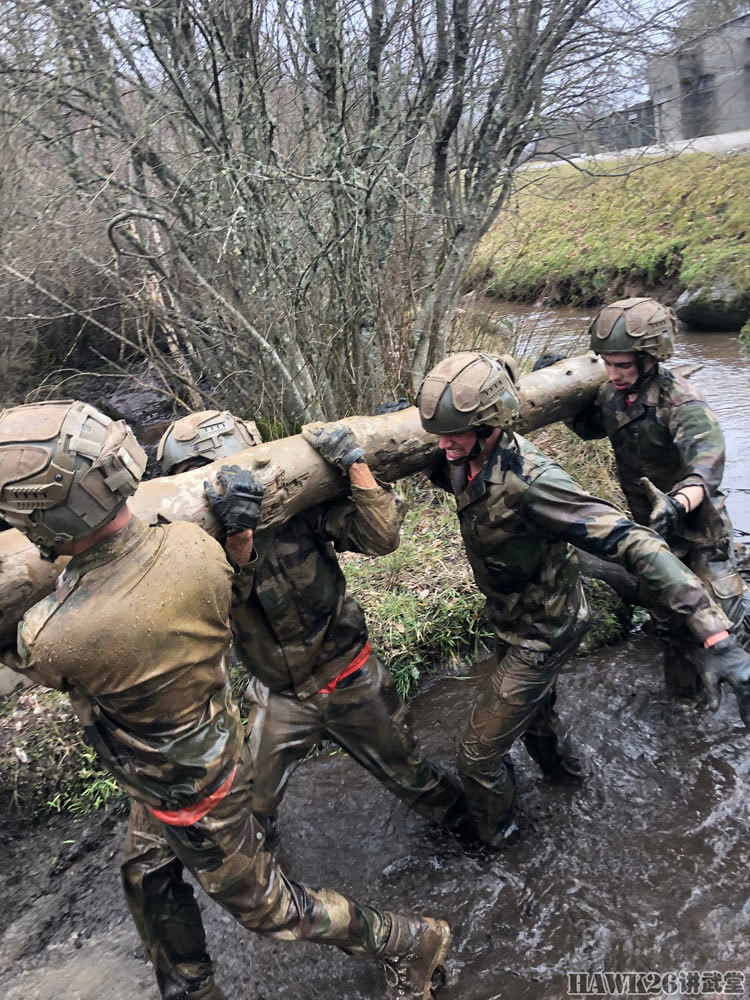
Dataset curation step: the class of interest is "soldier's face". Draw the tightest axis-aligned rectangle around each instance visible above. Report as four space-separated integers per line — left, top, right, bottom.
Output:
600 352 642 391
438 429 478 461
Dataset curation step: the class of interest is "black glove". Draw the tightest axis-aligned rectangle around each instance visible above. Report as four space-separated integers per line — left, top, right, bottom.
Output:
302 422 364 472
204 465 264 535
699 634 750 728
640 477 686 540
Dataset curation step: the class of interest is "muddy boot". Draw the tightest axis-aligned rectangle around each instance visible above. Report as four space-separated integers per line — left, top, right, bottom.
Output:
381 914 452 999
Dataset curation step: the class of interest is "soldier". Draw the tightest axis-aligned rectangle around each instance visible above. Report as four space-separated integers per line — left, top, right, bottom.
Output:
0 400 451 1000
416 352 750 849
154 409 469 842
568 297 748 697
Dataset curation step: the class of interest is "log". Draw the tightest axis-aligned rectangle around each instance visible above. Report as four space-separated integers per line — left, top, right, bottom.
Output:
0 352 605 644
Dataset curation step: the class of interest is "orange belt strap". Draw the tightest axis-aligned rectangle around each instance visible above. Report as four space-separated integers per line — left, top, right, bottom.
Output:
318 641 372 694
148 764 238 827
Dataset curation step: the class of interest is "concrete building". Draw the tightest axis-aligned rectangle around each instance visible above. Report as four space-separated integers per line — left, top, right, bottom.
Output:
648 13 750 142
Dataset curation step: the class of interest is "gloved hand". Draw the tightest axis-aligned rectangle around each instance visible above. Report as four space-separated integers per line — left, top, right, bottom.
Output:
640 477 686 540
699 634 750 728
204 465 264 535
302 422 364 472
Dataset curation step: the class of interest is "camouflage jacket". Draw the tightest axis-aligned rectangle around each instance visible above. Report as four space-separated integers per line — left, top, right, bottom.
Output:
231 483 402 699
569 366 732 549
2 517 242 812
431 432 729 651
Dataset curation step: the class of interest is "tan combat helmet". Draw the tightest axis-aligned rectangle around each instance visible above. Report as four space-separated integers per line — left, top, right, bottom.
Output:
417 352 521 436
157 410 263 476
0 400 146 559
589 297 677 362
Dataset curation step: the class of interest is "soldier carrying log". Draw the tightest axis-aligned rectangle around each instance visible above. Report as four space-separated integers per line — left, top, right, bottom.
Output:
416 351 750 849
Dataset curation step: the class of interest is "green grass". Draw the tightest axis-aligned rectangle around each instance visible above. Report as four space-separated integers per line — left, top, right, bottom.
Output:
468 153 750 303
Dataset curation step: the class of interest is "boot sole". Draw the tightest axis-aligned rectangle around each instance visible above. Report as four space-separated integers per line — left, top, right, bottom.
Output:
424 920 451 999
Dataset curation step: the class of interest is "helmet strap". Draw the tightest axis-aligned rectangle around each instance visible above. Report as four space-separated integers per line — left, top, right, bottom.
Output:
629 356 658 395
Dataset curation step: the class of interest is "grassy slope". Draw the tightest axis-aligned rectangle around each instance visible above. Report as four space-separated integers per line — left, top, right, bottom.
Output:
468 153 750 303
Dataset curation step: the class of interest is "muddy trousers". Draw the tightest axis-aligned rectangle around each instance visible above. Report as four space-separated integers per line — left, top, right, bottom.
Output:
458 637 582 848
649 541 747 698
247 650 467 831
122 749 391 1000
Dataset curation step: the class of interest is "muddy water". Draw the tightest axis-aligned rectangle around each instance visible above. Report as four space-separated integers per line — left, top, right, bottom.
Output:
1 637 749 1000
474 302 750 535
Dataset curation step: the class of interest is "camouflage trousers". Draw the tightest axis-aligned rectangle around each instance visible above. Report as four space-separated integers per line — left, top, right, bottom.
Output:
647 538 748 698
246 649 467 832
458 634 583 848
121 747 391 1000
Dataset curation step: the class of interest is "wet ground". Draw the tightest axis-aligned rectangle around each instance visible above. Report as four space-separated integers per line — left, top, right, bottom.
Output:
1 636 749 1000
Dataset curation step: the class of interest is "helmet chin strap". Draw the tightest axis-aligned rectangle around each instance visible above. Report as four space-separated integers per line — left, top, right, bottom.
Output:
630 355 659 395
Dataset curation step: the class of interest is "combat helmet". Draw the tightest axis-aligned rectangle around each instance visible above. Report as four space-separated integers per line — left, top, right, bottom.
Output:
157 410 263 476
417 352 521 435
589 297 676 362
0 400 146 559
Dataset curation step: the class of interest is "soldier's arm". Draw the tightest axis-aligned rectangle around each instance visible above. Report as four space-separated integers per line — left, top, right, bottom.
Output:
523 467 730 644
301 421 405 555
566 392 607 441
668 400 726 504
311 468 406 556
0 620 66 690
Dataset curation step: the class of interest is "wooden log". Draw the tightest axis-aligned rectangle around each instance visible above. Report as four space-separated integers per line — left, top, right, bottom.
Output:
0 352 605 644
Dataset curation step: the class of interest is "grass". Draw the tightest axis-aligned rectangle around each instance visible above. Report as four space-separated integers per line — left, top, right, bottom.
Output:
468 152 750 304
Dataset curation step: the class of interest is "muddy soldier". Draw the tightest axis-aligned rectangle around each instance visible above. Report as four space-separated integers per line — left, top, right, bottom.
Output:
154 409 469 840
416 352 750 849
0 401 451 1000
568 297 748 697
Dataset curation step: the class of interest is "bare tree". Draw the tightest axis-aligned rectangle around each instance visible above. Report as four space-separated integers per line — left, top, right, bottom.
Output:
0 0 660 421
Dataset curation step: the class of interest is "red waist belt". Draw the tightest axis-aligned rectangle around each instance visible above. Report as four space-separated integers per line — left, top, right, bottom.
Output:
318 641 372 694
148 764 238 827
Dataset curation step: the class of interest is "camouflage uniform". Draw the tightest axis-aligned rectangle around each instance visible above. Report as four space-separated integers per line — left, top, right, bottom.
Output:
232 484 466 830
431 430 730 845
2 516 428 999
570 366 747 691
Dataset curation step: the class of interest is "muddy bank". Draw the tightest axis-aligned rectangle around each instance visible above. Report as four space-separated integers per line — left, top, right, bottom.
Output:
2 635 748 1000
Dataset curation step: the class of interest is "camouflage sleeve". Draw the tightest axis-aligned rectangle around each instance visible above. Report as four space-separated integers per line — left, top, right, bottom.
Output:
523 466 730 642
230 559 257 608
668 400 726 496
566 396 607 441
309 484 406 556
428 455 453 493
0 620 65 690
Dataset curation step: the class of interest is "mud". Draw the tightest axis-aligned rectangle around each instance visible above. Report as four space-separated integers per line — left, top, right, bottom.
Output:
1 636 749 1000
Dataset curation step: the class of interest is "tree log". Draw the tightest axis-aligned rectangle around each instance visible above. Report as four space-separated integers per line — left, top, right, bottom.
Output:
0 353 605 644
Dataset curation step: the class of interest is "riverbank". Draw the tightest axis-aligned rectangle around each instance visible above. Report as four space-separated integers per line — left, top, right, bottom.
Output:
467 152 750 329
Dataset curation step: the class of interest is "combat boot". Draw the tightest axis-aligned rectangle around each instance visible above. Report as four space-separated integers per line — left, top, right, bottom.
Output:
381 913 451 999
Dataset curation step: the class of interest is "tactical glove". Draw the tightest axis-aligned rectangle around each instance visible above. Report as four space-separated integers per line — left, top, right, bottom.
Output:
204 465 264 535
698 634 750 728
302 422 365 472
640 477 686 540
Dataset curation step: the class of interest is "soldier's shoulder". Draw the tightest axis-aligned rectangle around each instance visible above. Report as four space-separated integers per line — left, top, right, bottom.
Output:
658 368 707 406
485 433 559 492
161 519 227 560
